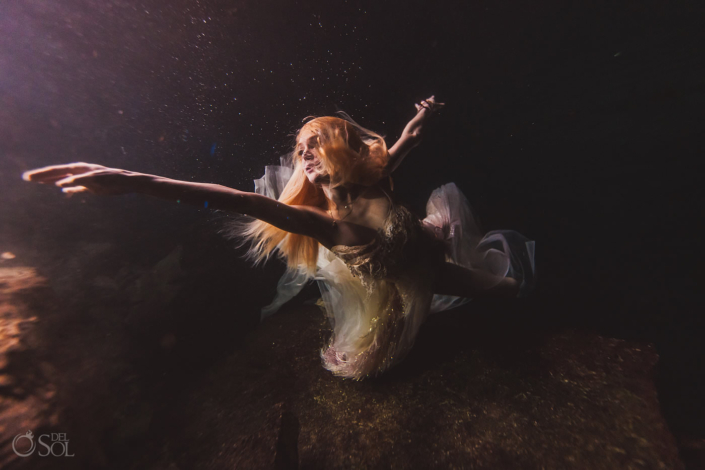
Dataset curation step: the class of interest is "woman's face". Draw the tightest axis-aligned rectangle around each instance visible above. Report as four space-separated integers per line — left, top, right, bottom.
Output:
297 129 329 185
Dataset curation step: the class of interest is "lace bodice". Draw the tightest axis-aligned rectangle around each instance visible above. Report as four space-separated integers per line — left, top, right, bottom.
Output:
331 198 445 294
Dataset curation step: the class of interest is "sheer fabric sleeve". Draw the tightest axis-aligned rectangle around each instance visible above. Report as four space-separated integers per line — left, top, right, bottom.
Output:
251 155 311 322
423 182 536 313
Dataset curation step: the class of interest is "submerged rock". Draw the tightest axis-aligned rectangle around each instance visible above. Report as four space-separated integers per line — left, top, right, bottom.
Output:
0 260 684 468
142 304 683 469
0 267 56 469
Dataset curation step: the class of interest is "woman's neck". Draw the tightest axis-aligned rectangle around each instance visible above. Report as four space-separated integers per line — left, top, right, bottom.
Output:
321 183 367 209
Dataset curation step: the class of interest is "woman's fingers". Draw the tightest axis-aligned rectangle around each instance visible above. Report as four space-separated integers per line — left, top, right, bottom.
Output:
424 96 445 108
416 100 432 112
54 169 104 188
26 173 75 184
54 175 80 188
415 96 445 114
54 169 133 196
22 163 105 183
61 186 89 196
24 164 131 197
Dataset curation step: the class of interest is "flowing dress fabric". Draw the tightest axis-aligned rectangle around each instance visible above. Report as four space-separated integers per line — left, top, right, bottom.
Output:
251 162 535 380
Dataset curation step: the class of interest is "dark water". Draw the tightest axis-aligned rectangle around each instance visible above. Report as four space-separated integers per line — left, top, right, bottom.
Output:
1 0 702 468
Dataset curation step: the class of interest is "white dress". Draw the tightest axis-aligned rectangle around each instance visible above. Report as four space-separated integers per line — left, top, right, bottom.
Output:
250 160 535 380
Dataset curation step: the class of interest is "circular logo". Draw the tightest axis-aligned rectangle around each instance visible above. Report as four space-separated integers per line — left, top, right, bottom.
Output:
12 430 36 457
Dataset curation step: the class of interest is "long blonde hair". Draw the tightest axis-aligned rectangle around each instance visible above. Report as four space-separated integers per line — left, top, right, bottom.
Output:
227 113 389 274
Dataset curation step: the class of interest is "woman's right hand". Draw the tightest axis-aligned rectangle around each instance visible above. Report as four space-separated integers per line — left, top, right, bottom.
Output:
414 95 445 115
22 162 139 196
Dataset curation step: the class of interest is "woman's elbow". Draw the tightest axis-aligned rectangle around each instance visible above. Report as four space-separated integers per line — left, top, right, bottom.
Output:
208 186 253 213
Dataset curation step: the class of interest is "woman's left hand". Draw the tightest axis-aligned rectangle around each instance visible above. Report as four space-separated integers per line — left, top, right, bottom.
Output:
414 95 445 115
22 162 139 196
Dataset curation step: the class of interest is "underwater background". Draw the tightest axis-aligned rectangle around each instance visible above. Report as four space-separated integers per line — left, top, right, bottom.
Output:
0 0 702 468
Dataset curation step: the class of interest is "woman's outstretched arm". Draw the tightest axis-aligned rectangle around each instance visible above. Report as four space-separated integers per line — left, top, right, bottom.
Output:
21 163 341 247
132 174 338 240
385 95 445 175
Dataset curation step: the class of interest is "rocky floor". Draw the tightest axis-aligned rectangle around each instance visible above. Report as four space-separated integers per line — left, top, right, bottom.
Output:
130 304 683 470
0 259 690 469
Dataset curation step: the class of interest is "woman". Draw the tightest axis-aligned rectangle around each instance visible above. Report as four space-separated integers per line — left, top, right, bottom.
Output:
22 96 535 380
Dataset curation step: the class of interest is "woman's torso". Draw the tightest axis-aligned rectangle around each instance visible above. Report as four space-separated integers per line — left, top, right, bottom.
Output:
310 181 445 271
307 180 396 249
327 182 447 285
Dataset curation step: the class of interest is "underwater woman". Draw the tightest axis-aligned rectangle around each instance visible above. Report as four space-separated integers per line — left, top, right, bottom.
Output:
22 96 535 380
